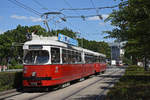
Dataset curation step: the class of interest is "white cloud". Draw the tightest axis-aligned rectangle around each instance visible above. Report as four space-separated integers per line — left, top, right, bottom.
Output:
88 16 99 21
29 16 42 22
10 14 42 22
88 14 109 21
11 15 27 20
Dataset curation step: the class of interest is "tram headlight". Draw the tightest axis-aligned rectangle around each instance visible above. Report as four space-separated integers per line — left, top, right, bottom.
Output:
32 72 36 77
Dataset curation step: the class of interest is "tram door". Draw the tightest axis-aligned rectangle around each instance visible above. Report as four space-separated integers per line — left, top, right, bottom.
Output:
51 47 61 78
82 52 87 77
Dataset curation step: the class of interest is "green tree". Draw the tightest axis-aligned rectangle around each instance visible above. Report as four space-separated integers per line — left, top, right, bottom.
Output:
104 0 150 70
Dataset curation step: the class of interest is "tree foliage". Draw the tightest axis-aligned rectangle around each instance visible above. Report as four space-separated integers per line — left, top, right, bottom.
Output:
104 0 150 66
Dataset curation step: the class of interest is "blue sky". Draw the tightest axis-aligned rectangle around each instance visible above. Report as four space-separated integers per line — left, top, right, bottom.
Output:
0 0 120 42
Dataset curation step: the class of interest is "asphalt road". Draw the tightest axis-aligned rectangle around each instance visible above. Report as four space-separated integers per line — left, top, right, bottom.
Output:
1 66 125 100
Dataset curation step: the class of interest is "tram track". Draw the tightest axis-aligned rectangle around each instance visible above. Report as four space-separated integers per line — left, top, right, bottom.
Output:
0 88 50 100
28 92 51 100
0 90 23 100
62 68 124 100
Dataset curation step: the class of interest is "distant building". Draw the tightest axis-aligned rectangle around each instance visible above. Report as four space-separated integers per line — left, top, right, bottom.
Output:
111 44 120 60
109 43 125 65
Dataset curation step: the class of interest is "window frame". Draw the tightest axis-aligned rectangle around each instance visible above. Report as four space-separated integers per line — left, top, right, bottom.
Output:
51 47 61 64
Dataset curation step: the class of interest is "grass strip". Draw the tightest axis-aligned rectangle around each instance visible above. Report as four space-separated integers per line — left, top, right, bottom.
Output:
106 65 150 100
0 72 22 92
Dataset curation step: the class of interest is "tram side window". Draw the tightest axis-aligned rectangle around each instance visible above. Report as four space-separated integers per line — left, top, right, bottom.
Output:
91 55 95 63
72 51 76 63
78 53 82 62
85 54 88 63
85 54 89 63
71 51 76 63
93 56 97 63
62 49 72 64
95 56 99 62
99 56 101 63
99 57 102 63
68 50 72 64
77 52 82 63
51 48 60 64
62 49 68 64
62 49 82 64
100 57 106 63
103 58 105 63
96 56 99 62
93 56 95 63
85 54 92 63
91 55 94 63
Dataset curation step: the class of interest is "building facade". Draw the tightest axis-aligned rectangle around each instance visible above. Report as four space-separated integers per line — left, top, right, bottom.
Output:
110 43 125 65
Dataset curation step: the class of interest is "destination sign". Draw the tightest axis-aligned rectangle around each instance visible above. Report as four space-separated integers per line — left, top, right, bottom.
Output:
58 33 78 46
29 45 43 49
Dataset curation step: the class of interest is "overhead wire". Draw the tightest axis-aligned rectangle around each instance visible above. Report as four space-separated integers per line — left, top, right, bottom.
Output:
32 0 49 11
62 0 106 40
63 0 81 16
89 0 103 39
60 5 119 11
90 0 99 15
8 0 41 16
33 0 61 31
8 0 55 32
62 0 86 41
63 0 73 9
65 14 102 19
64 21 92 40
32 0 66 31
62 0 95 40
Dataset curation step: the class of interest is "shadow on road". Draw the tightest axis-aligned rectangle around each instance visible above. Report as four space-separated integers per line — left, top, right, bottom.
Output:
73 94 106 100
98 75 123 78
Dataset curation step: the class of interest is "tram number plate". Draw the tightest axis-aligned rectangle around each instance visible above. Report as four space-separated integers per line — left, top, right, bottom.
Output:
30 82 37 86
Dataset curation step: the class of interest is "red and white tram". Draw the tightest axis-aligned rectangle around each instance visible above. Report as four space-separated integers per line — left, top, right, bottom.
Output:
22 34 107 88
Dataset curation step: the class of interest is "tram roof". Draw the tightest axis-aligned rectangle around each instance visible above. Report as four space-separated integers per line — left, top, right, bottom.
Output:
23 35 106 57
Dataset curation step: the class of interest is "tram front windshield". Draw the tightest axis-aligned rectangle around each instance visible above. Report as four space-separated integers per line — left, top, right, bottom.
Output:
24 50 49 64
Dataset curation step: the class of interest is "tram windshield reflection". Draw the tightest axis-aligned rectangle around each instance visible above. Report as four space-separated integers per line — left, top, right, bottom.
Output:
24 50 49 64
